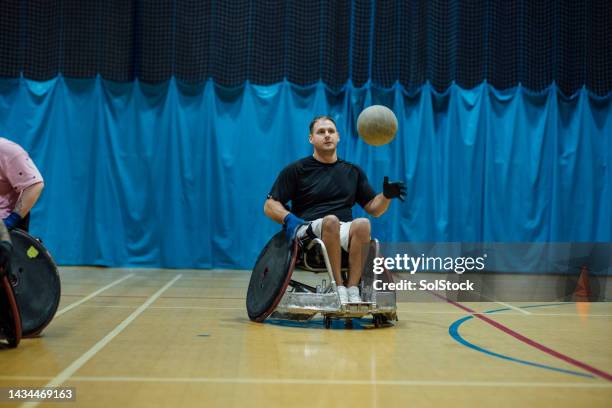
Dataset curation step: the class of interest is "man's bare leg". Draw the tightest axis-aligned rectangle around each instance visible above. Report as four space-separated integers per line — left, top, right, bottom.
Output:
321 215 342 285
347 218 371 287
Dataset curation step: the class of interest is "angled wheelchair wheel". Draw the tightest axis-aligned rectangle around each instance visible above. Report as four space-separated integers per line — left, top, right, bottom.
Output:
9 229 61 337
0 275 22 348
246 231 298 322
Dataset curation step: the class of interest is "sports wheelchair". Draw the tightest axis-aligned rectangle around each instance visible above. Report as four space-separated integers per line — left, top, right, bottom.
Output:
247 230 397 328
1 229 61 348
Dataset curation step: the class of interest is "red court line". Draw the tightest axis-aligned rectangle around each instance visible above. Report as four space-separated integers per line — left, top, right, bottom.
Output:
430 292 612 382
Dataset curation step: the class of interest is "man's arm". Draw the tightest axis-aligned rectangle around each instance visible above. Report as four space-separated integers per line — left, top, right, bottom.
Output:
362 177 406 217
264 197 305 241
263 198 291 225
13 182 44 218
363 193 391 218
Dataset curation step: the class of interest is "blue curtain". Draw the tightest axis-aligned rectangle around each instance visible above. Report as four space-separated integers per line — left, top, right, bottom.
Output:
0 76 609 269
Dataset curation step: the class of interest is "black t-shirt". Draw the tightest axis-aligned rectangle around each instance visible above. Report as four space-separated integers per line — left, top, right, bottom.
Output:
268 156 377 222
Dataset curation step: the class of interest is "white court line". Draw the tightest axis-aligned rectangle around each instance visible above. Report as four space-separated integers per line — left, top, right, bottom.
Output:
20 274 182 408
69 305 612 317
493 300 532 315
396 309 490 315
396 308 525 316
76 305 244 311
78 305 524 314
78 305 137 309
527 313 612 317
55 274 135 317
149 306 243 310
464 293 532 315
1 375 610 388
68 377 612 388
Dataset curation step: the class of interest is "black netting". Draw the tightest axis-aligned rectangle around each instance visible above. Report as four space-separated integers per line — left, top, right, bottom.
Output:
0 0 609 95
349 0 372 87
320 0 351 88
99 1 136 82
22 0 62 80
0 0 21 78
587 0 612 95
175 1 211 82
284 2 322 85
372 0 399 87
522 1 556 91
455 0 487 89
558 0 587 94
487 1 519 90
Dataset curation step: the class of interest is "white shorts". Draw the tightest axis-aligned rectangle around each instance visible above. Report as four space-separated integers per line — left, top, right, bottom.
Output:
296 218 353 252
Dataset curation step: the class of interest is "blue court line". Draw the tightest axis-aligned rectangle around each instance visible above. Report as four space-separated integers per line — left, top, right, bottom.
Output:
448 303 595 379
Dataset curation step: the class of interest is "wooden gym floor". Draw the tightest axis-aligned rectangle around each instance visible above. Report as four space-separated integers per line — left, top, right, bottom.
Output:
0 267 610 407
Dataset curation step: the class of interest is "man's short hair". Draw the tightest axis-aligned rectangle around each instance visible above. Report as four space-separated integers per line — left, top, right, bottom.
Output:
309 115 337 134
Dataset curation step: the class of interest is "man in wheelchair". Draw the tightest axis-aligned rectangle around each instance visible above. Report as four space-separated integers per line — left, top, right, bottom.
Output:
0 137 59 341
1 137 45 232
264 115 406 304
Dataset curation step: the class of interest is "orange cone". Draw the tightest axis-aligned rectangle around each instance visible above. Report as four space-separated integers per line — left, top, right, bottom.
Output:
574 266 590 298
574 265 590 320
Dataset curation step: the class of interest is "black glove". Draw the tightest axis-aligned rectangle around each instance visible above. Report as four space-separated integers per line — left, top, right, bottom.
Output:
0 240 12 276
383 176 406 202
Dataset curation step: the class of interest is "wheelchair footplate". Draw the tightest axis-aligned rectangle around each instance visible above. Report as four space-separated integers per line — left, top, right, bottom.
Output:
270 284 397 328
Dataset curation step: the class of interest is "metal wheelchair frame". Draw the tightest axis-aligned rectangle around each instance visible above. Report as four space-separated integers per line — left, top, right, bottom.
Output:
270 237 397 328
